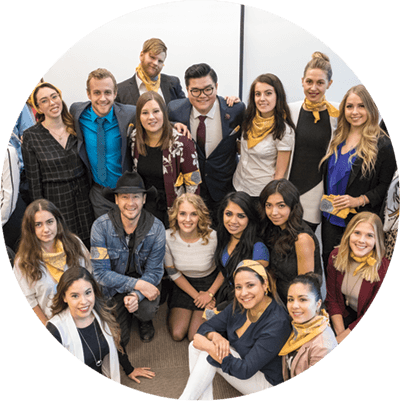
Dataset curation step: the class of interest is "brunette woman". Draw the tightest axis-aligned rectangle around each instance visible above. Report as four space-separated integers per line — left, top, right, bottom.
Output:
165 194 223 341
22 82 94 247
325 212 389 343
13 199 90 324
288 52 339 231
213 191 269 311
320 85 396 268
179 260 291 399
259 179 322 304
129 91 201 227
47 267 122 382
280 273 337 380
233 73 295 200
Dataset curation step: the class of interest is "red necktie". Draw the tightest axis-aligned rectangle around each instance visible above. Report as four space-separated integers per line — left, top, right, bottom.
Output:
197 115 207 155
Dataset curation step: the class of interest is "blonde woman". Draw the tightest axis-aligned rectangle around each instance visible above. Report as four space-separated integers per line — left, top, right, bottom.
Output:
325 212 389 343
165 194 223 342
320 84 396 267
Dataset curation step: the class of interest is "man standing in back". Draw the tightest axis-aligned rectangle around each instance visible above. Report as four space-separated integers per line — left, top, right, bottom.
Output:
116 38 185 106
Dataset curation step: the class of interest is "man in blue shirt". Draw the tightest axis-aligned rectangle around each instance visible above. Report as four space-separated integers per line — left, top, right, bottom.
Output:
70 68 136 218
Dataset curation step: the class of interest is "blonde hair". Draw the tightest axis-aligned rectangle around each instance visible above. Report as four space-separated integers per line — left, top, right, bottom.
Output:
142 38 167 56
303 51 333 81
320 85 385 177
86 68 118 93
334 212 385 283
168 193 212 245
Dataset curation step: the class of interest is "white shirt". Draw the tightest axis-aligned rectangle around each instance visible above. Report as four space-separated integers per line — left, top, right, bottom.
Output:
135 73 165 100
233 123 294 196
164 229 217 281
190 100 222 158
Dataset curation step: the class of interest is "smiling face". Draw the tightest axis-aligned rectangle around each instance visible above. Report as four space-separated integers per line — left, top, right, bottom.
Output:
302 68 332 104
264 192 291 230
36 87 63 119
140 99 164 137
115 192 146 227
87 77 117 117
254 82 277 118
187 75 218 115
140 50 166 79
177 200 200 237
344 92 368 129
287 282 321 324
349 221 376 258
63 279 95 326
223 201 249 239
234 270 268 310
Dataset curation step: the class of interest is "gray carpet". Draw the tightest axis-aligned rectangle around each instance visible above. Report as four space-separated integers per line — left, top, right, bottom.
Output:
120 301 242 399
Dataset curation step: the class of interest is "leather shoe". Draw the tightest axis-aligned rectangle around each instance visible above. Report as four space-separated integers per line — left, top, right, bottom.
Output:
138 320 155 342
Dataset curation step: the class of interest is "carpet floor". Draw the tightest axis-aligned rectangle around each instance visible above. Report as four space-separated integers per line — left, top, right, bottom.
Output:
119 301 242 399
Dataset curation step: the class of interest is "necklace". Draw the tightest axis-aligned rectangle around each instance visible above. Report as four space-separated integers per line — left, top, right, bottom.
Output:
344 266 362 307
77 319 102 367
43 123 67 142
247 296 272 323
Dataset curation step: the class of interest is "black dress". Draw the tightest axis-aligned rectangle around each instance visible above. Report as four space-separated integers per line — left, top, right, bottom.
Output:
22 123 94 241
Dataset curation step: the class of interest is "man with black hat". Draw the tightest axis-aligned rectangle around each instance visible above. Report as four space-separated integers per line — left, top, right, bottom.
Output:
91 170 165 381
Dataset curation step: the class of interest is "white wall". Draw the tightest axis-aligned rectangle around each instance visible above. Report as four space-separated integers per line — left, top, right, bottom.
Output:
42 0 360 109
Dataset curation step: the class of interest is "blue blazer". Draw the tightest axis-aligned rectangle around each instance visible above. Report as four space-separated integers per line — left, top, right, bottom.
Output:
69 101 136 185
168 96 245 202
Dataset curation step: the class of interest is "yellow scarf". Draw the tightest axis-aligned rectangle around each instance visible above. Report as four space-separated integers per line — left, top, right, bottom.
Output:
304 96 339 123
350 250 379 283
320 194 357 219
136 64 161 93
42 240 67 283
246 112 275 149
279 309 329 355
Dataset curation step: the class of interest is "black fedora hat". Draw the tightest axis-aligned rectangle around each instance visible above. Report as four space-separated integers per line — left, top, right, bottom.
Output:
103 171 157 201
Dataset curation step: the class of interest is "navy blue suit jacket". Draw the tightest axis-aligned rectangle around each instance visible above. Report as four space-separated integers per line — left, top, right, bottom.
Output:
168 96 245 202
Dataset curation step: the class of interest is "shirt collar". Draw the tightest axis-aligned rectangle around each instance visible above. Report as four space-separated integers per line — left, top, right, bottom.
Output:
89 105 114 123
193 99 218 120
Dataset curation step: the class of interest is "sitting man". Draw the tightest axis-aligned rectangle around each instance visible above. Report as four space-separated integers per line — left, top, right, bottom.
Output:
91 170 165 377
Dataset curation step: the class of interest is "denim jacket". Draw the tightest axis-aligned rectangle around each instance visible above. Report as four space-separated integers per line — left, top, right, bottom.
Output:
90 206 165 301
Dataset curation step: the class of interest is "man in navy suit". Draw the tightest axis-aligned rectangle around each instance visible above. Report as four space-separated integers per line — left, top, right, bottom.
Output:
70 68 136 218
168 63 245 225
115 38 185 106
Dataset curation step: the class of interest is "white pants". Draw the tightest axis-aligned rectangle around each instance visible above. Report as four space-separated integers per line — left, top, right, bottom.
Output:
179 342 273 400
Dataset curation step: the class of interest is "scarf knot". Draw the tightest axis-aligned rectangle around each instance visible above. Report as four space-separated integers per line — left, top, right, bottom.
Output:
42 240 67 283
246 112 275 148
350 250 379 282
304 96 339 123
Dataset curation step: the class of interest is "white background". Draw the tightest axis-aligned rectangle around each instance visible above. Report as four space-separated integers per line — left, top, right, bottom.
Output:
42 0 360 107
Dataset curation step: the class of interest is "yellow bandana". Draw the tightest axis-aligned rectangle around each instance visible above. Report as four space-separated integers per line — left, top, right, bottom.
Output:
136 64 161 93
246 112 275 149
350 250 377 276
42 240 67 283
304 96 339 123
320 194 357 219
234 259 268 280
279 309 329 355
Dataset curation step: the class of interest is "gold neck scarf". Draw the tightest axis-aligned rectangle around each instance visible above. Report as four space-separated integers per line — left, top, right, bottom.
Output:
136 64 161 93
246 112 275 149
279 309 329 355
42 240 67 283
351 251 377 275
303 96 339 123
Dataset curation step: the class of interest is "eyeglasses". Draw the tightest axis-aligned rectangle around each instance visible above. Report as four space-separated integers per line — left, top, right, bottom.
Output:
189 86 214 98
38 93 60 106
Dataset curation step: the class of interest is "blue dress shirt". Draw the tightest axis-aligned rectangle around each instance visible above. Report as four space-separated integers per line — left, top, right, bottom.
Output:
79 106 122 188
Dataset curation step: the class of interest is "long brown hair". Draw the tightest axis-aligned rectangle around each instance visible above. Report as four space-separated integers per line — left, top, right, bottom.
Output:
31 82 77 137
135 91 173 156
15 199 90 285
50 267 123 352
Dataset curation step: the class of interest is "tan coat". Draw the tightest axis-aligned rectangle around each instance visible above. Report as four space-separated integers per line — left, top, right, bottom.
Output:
282 326 337 381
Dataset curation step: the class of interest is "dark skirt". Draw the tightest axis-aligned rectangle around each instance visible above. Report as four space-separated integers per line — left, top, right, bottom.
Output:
169 268 219 311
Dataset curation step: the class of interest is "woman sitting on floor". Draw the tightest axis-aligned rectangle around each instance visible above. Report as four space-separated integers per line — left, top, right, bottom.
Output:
179 259 291 399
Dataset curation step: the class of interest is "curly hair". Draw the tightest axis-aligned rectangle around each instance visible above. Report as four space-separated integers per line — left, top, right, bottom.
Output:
168 193 212 244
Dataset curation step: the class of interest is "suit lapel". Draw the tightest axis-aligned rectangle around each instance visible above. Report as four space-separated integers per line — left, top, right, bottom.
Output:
347 156 362 189
130 74 140 105
160 74 171 105
218 96 231 138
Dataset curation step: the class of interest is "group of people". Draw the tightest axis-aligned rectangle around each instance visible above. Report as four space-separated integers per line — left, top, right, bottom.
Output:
4 37 397 398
